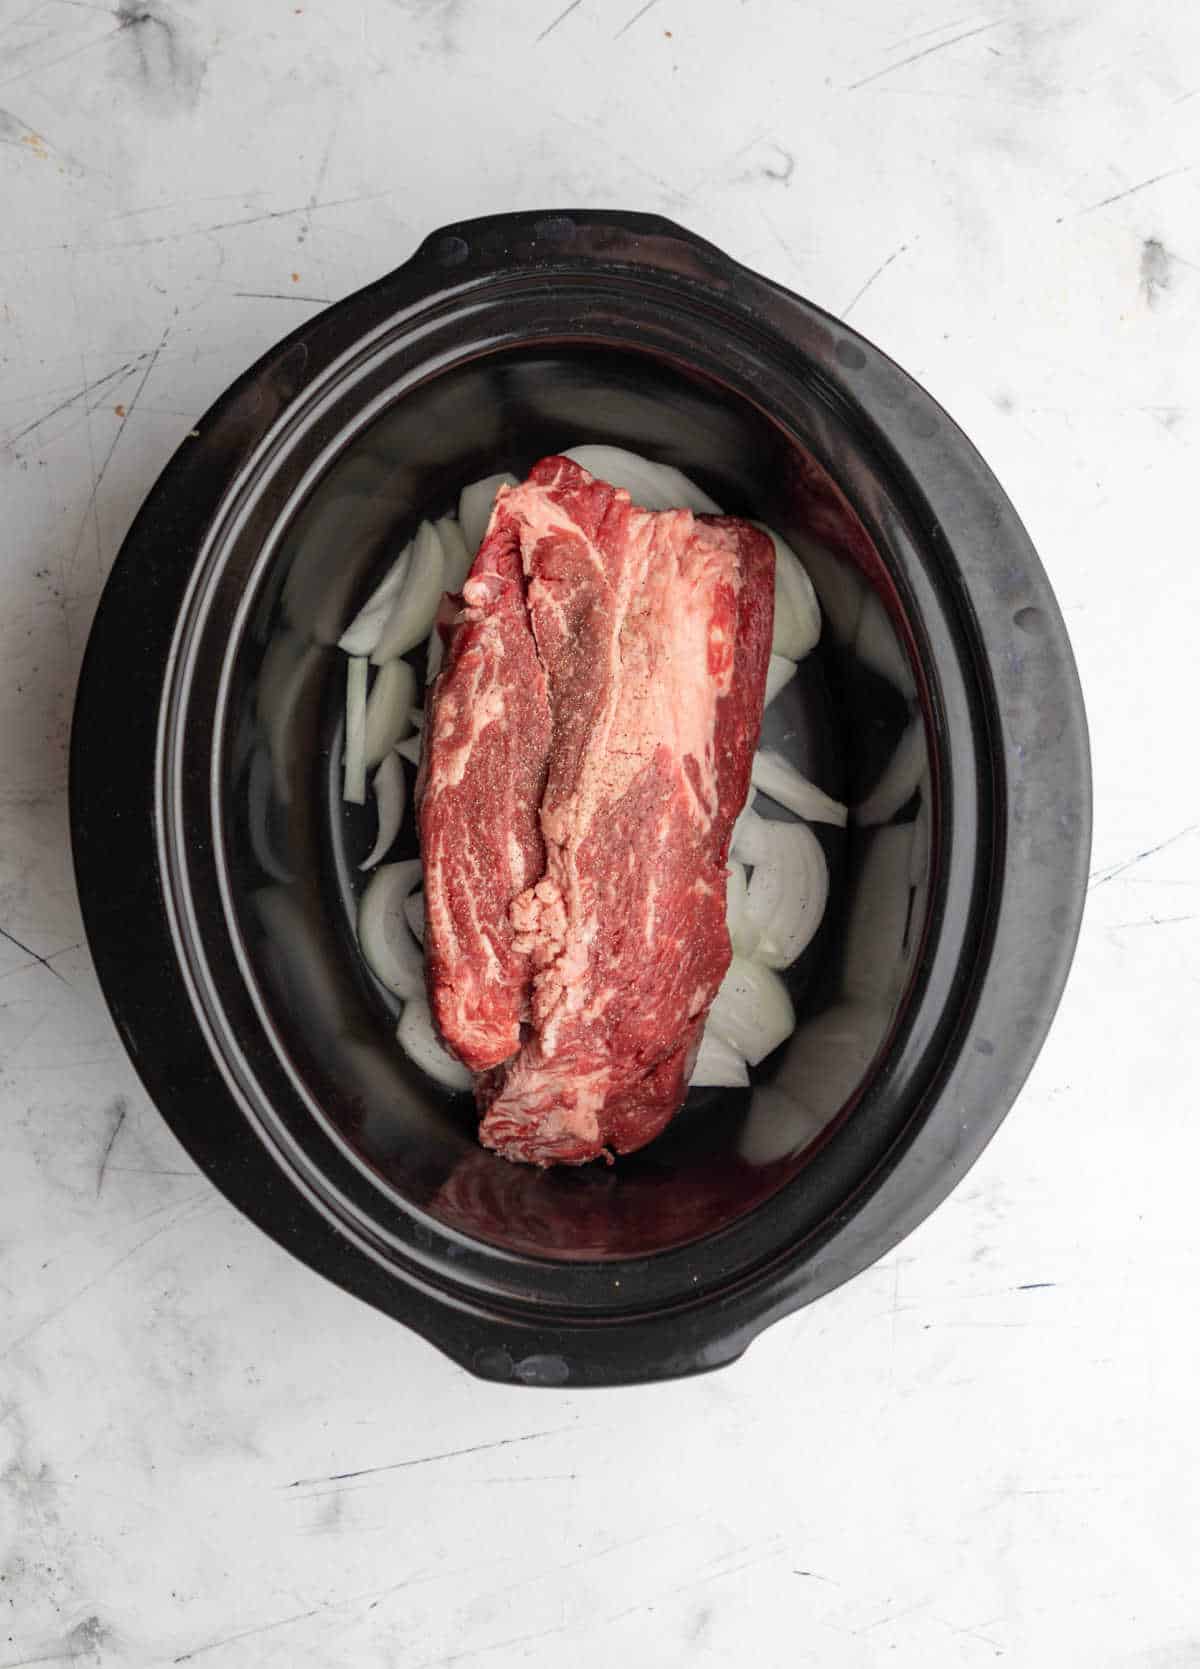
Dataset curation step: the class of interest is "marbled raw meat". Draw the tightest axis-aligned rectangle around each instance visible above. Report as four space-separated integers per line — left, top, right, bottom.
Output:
419 457 773 1165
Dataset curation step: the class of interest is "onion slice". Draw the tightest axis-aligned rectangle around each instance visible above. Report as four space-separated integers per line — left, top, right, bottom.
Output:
730 798 765 864
691 1027 750 1088
791 536 864 646
707 958 795 1065
372 520 444 663
459 473 518 554
395 732 422 768
363 658 416 768
436 515 473 592
855 714 926 827
403 889 425 944
754 525 821 661
343 655 368 805
763 654 798 709
337 542 412 656
731 805 771 866
562 445 721 513
751 750 847 827
360 752 406 872
725 859 756 957
357 858 424 996
397 998 473 1091
742 819 829 968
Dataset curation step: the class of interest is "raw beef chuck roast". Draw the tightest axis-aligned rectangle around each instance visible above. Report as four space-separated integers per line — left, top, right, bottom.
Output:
419 456 774 1166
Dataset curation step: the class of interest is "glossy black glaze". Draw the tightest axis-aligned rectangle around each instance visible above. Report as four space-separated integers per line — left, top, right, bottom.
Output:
70 211 1090 1386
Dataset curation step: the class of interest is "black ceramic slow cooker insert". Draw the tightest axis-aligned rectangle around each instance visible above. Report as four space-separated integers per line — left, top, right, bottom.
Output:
71 211 1091 1387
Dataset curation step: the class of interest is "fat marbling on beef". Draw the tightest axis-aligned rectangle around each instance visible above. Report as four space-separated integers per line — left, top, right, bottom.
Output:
419 456 773 1166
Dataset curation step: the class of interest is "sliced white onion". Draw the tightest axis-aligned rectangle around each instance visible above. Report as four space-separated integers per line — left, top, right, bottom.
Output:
397 998 473 1091
395 732 423 768
764 654 798 709
725 859 756 957
337 542 412 657
409 706 425 730
562 445 722 513
372 520 444 664
727 804 764 867
690 1027 750 1088
843 825 914 1004
754 524 821 661
343 655 368 805
436 514 473 592
790 535 864 646
403 889 425 944
363 658 417 768
855 589 915 699
855 714 927 827
707 957 795 1066
360 752 407 872
730 797 766 864
742 819 829 968
357 858 424 997
459 473 518 555
751 749 847 827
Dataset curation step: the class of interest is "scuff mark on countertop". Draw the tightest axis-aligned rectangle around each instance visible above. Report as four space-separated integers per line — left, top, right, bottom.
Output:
110 0 206 110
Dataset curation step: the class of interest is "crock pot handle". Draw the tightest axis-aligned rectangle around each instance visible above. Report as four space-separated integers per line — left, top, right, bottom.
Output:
399 209 741 293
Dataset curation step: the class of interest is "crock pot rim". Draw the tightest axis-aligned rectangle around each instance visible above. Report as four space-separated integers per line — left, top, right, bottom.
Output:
70 209 1091 1386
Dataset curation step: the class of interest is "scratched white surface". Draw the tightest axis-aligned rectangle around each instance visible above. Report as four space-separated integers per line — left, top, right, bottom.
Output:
2 0 1199 1663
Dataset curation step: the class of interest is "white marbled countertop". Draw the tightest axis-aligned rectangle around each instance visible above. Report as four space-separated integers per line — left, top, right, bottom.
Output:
3 1 1199 1663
